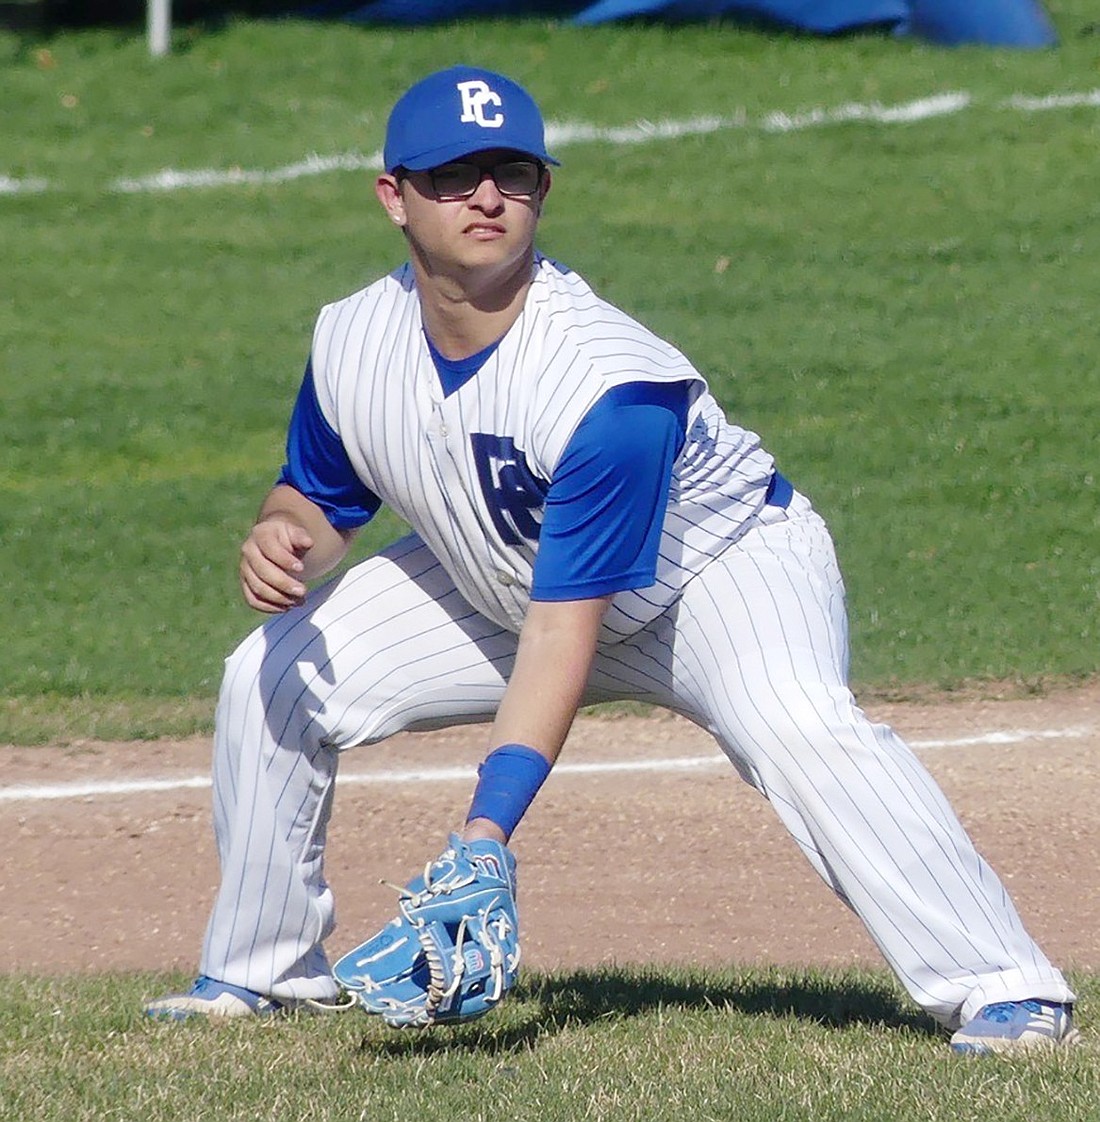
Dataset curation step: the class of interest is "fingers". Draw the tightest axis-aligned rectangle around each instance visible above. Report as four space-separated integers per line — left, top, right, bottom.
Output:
239 519 314 613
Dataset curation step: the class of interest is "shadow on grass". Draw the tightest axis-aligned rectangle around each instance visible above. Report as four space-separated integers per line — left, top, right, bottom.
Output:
359 964 940 1057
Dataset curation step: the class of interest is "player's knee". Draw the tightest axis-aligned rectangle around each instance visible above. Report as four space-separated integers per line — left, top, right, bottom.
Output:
218 628 267 707
217 632 338 754
217 623 315 722
735 684 866 760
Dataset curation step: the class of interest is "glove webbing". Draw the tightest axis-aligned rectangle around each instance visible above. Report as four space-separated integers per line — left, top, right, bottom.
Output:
420 895 509 1022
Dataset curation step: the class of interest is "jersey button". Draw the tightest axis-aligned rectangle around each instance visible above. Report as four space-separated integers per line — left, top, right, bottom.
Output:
495 571 514 586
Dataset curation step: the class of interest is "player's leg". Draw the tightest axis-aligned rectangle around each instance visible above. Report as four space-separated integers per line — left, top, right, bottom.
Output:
591 497 1074 1031
198 534 516 1005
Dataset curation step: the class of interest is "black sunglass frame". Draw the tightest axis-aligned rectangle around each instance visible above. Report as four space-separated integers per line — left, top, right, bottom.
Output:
398 159 546 200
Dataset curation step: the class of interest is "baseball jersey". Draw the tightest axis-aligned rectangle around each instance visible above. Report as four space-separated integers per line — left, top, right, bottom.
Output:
284 255 778 641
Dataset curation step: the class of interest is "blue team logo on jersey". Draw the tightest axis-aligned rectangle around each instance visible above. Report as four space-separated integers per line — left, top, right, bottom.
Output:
470 433 546 546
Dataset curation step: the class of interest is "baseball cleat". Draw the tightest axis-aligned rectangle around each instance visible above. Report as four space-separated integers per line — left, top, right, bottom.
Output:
144 975 283 1020
949 1000 1080 1055
144 975 358 1020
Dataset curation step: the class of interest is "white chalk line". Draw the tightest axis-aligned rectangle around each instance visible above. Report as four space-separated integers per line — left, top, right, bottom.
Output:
0 724 1091 804
3 88 1098 197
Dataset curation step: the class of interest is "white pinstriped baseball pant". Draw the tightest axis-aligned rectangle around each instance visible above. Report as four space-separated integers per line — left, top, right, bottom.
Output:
201 493 1073 1028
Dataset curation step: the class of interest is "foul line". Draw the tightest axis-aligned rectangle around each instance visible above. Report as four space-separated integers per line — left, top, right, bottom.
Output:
3 89 1098 197
0 724 1091 804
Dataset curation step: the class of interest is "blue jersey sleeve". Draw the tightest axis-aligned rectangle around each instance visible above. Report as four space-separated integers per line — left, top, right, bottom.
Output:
530 381 691 601
277 360 382 530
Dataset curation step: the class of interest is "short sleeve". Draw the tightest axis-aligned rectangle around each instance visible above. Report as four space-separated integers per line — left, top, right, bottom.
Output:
530 381 690 601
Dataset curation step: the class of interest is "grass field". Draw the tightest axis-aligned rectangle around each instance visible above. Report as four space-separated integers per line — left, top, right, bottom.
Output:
1 967 1098 1122
2 7 1099 1118
3 6 1099 741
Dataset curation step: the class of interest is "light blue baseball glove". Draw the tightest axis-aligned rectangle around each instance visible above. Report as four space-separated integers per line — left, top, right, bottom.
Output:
332 834 520 1028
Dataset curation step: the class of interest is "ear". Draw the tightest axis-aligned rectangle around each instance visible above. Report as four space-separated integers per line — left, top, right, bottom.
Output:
375 173 407 227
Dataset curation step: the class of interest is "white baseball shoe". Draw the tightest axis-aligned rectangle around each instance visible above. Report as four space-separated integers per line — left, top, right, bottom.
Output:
950 1000 1080 1055
144 975 355 1020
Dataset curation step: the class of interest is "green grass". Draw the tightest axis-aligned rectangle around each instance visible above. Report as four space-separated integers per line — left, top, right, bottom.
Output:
2 7 1100 740
1 965 1096 1121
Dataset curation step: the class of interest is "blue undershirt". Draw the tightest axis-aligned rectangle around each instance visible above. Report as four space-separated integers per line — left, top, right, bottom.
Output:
278 346 690 599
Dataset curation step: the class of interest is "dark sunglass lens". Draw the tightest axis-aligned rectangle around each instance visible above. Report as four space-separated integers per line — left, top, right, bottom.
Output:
430 164 480 196
494 162 540 195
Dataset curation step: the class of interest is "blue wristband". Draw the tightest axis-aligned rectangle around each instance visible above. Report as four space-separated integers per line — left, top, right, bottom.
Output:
466 744 552 841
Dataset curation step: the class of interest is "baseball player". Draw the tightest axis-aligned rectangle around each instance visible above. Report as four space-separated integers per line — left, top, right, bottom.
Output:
145 65 1078 1054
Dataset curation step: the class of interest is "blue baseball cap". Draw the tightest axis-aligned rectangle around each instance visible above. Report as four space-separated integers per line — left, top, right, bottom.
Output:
383 65 559 174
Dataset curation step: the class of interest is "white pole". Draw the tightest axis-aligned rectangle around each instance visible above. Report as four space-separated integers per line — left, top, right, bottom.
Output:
148 0 171 58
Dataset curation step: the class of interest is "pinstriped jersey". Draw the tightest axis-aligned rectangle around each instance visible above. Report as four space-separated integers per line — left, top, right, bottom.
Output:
308 254 777 640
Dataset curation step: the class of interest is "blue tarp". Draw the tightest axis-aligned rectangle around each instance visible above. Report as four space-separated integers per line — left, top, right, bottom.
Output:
303 0 1057 47
573 0 907 34
903 0 1056 45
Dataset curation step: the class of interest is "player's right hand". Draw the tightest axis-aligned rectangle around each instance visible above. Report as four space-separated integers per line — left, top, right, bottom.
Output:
238 518 314 613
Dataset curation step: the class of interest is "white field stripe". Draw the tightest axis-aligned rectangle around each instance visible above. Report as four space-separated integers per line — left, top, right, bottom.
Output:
111 93 971 194
1004 90 1100 111
0 174 49 196
110 150 382 194
547 112 736 146
3 88 1098 198
0 724 1091 804
760 91 970 132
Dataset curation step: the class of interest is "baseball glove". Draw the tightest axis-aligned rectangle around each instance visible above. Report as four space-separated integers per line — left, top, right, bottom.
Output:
332 833 520 1029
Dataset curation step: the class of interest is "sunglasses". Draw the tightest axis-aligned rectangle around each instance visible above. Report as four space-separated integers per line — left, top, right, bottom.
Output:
406 159 545 200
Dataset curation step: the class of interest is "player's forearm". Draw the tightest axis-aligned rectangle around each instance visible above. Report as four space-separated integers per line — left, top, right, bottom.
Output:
488 595 611 763
464 595 610 843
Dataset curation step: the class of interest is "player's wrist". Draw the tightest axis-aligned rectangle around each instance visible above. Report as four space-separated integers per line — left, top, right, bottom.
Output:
465 743 552 841
461 817 508 845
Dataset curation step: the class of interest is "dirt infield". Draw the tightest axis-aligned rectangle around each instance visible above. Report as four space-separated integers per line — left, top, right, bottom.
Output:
2 680 1099 980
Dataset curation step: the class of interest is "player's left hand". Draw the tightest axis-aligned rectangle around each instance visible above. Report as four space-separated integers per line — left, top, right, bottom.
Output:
332 834 520 1028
